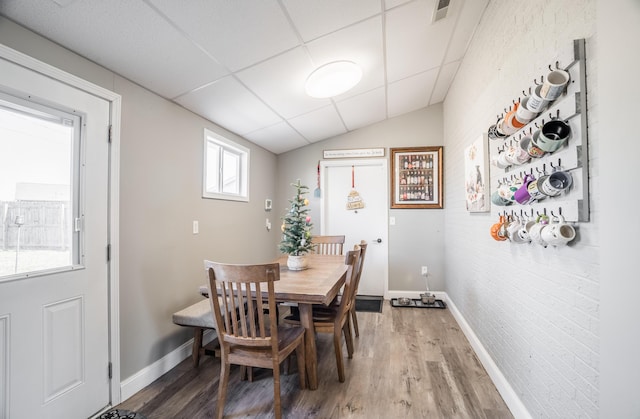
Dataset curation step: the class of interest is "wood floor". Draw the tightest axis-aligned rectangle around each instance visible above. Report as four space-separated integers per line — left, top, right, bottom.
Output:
116 301 513 418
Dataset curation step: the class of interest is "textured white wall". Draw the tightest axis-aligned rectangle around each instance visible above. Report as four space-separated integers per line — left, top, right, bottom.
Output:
443 1 597 418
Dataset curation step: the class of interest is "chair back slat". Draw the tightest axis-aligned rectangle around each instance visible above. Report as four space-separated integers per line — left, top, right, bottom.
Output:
312 235 345 255
352 240 368 296
334 245 361 319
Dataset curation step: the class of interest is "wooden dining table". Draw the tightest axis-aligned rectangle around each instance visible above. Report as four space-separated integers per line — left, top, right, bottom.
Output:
272 254 348 390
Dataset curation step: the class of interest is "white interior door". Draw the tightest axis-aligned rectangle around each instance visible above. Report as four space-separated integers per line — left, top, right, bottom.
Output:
0 56 111 418
321 159 388 297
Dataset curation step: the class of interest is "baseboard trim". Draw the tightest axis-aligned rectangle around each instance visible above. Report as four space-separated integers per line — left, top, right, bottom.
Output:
443 293 532 419
120 330 216 402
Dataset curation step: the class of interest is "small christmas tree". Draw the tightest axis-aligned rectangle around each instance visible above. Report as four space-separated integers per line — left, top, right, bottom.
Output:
279 180 313 256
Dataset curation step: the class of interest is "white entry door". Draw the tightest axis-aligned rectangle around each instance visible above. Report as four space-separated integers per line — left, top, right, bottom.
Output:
0 55 111 418
321 159 388 297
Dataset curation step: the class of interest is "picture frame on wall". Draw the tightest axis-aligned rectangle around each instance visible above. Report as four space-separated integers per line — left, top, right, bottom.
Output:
464 134 490 212
390 146 443 209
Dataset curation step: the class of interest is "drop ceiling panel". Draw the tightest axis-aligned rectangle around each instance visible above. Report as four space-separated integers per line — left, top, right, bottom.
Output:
175 76 282 136
387 68 439 117
148 0 300 72
430 60 460 104
384 0 412 10
0 0 229 99
244 122 309 154
444 0 489 64
236 47 329 119
282 0 381 42
385 0 456 82
336 87 387 131
305 16 385 100
288 105 347 143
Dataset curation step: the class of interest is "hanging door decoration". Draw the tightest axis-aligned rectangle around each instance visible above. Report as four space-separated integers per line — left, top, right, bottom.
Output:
390 146 443 209
346 165 365 210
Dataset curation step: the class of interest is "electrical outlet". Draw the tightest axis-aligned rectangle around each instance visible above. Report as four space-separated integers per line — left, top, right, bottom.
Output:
421 266 428 275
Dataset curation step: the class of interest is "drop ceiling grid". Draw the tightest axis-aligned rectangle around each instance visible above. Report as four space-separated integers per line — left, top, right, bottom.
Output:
430 60 460 104
174 76 282 137
385 0 456 82
281 0 381 42
235 47 328 119
147 0 300 73
387 67 439 117
243 121 308 154
335 87 387 131
287 106 348 143
0 0 490 154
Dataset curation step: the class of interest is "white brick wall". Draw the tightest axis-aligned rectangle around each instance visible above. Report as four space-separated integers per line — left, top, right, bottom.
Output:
443 1 597 418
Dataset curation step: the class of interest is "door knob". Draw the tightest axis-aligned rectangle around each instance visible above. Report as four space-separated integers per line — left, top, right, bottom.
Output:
375 238 382 243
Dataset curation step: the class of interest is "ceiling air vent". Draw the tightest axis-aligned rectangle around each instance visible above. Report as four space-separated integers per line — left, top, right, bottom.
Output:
432 0 450 22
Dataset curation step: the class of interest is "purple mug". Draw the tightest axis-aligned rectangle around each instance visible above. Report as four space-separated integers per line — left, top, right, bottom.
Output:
514 174 536 204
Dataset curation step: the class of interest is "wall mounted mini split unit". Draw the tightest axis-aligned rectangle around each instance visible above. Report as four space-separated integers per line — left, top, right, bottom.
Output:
432 0 450 22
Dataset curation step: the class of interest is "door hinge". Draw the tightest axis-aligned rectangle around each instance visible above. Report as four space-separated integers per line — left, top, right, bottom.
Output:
107 244 111 262
108 362 113 379
108 124 112 143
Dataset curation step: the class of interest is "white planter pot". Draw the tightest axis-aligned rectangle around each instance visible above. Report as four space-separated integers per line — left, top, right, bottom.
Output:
287 255 308 271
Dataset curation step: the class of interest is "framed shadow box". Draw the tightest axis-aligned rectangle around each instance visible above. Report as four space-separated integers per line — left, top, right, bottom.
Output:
390 146 443 209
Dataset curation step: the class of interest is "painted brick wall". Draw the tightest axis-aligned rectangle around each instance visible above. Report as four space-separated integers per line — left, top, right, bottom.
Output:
443 1 598 418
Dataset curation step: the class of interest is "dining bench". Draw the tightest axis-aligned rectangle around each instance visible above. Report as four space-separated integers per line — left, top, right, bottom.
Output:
172 298 218 368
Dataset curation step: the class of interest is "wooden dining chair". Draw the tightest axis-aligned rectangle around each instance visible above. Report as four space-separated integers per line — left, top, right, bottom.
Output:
285 235 346 318
312 240 368 338
284 245 361 382
349 240 368 338
312 235 345 255
206 261 306 419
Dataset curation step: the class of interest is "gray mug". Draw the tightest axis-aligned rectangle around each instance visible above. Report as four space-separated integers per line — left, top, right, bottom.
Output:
537 119 571 152
540 170 573 196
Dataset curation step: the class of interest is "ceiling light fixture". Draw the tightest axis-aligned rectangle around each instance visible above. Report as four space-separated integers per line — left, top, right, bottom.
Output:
305 61 363 99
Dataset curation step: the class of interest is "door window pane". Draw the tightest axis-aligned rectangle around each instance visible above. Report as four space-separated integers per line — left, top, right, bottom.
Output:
0 93 80 280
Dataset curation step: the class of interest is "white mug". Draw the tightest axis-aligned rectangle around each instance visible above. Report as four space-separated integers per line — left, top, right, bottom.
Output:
526 85 550 113
540 69 570 100
517 219 535 243
516 97 538 124
540 215 576 246
528 222 547 246
507 217 522 241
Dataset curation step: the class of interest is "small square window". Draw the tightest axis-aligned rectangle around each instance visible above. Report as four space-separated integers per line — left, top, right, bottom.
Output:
203 129 249 202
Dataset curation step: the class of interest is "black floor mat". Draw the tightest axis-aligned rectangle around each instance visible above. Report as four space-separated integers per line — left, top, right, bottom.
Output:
355 296 383 313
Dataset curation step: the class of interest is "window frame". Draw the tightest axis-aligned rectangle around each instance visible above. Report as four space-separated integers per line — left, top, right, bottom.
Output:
202 129 250 202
